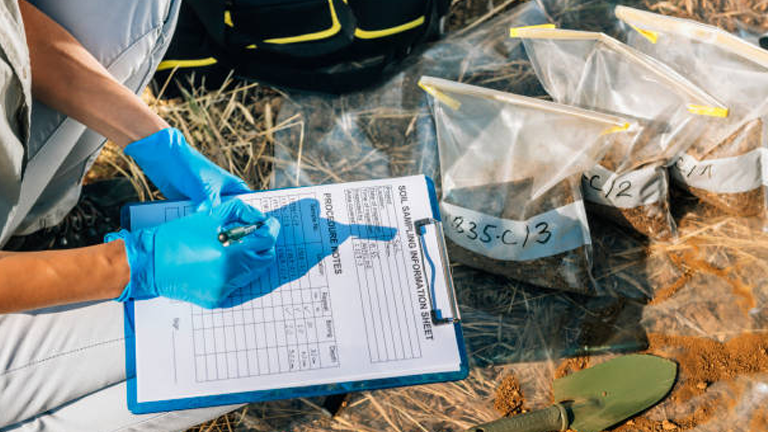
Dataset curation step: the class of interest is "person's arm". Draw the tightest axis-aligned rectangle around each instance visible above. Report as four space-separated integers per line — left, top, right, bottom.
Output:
1 3 274 314
20 0 251 209
0 199 279 314
0 241 129 313
19 0 167 147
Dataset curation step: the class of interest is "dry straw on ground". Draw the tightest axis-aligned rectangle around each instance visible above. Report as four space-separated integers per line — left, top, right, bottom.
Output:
85 0 768 430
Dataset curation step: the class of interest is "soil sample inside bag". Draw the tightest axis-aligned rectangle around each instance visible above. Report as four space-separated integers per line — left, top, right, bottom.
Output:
617 6 768 220
517 28 728 241
672 118 765 217
441 176 596 295
421 76 635 296
585 125 677 240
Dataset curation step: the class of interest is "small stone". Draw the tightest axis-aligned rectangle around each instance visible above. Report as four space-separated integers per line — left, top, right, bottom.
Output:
662 420 678 430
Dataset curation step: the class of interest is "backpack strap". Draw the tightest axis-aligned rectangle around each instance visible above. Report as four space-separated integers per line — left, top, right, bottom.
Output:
154 0 451 95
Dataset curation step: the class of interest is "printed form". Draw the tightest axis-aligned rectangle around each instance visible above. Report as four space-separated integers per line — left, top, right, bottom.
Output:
127 175 462 404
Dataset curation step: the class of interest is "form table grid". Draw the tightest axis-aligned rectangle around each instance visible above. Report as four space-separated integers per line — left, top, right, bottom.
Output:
162 193 341 382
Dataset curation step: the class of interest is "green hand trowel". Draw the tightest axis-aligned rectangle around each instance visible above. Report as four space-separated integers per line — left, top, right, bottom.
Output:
468 354 677 432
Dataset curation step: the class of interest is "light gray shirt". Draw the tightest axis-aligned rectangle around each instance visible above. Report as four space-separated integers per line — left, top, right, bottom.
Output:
0 0 31 233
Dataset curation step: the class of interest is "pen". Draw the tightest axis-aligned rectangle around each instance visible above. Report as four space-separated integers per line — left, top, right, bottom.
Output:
218 222 265 244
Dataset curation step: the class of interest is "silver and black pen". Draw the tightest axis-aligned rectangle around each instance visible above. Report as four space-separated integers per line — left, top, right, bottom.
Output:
218 222 265 245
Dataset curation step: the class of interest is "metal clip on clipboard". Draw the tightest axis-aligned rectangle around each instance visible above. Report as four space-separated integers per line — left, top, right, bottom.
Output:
415 218 461 325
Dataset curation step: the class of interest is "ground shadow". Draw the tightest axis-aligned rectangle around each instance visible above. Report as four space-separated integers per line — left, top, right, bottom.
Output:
455 216 651 367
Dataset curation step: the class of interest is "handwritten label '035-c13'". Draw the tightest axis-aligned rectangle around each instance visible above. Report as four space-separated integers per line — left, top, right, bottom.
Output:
582 164 665 209
439 201 591 262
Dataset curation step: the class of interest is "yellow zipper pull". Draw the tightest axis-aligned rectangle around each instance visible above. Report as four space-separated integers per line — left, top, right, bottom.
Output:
687 104 729 117
627 23 658 44
509 24 556 37
418 82 462 110
601 122 632 136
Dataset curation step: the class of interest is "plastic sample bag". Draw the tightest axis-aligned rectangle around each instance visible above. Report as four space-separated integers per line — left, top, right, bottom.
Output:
420 76 639 294
512 28 728 240
252 4 768 431
271 1 551 190
617 6 768 219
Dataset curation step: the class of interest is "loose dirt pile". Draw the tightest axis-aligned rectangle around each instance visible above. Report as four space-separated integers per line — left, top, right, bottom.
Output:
494 375 526 417
494 333 768 431
443 177 596 295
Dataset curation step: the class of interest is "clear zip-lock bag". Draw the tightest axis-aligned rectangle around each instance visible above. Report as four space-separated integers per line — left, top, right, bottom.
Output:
419 76 639 295
617 6 768 220
511 27 728 241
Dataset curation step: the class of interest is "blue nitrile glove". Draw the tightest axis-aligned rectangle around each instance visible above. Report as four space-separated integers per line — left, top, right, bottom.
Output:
125 128 250 211
106 199 280 308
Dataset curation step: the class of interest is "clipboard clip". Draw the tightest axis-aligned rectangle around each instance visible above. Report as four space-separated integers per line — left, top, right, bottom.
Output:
415 218 461 325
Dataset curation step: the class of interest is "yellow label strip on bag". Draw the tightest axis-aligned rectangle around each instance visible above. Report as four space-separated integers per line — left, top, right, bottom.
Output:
601 122 631 136
616 6 768 70
514 27 727 116
418 82 461 110
509 24 556 37
687 104 729 118
511 27 599 41
419 76 633 130
628 23 658 44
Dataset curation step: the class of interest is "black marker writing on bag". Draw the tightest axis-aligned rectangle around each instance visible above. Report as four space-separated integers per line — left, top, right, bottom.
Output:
587 174 633 199
675 158 714 180
451 216 553 249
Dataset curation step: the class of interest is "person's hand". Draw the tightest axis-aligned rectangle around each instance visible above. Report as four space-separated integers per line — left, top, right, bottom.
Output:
106 199 280 308
125 128 251 211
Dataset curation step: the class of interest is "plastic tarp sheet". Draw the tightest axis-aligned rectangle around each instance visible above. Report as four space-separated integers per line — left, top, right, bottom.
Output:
251 2 768 431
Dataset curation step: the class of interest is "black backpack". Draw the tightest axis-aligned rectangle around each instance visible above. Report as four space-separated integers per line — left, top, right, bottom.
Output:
154 0 450 96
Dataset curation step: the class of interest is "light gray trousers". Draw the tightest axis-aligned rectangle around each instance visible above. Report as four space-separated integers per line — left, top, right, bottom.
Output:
0 302 238 432
1 1 240 430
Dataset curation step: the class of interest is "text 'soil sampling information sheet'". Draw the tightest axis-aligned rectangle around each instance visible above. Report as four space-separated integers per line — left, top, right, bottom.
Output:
127 175 462 404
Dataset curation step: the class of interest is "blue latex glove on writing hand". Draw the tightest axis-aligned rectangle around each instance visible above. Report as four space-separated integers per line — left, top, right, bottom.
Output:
106 199 280 308
125 128 250 211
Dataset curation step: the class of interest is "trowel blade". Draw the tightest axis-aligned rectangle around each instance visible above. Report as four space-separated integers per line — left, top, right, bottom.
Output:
554 354 677 432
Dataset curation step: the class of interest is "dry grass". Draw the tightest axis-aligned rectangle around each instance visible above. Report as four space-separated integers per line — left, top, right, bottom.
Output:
83 0 768 430
86 80 285 200
647 0 768 32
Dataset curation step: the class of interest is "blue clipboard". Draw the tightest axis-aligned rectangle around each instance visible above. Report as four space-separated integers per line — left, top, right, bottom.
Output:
122 175 468 414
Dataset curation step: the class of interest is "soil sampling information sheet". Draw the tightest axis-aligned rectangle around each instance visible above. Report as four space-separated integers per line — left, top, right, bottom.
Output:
126 175 462 405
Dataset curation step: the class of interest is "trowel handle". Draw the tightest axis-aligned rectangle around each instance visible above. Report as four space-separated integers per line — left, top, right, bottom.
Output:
465 404 568 432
